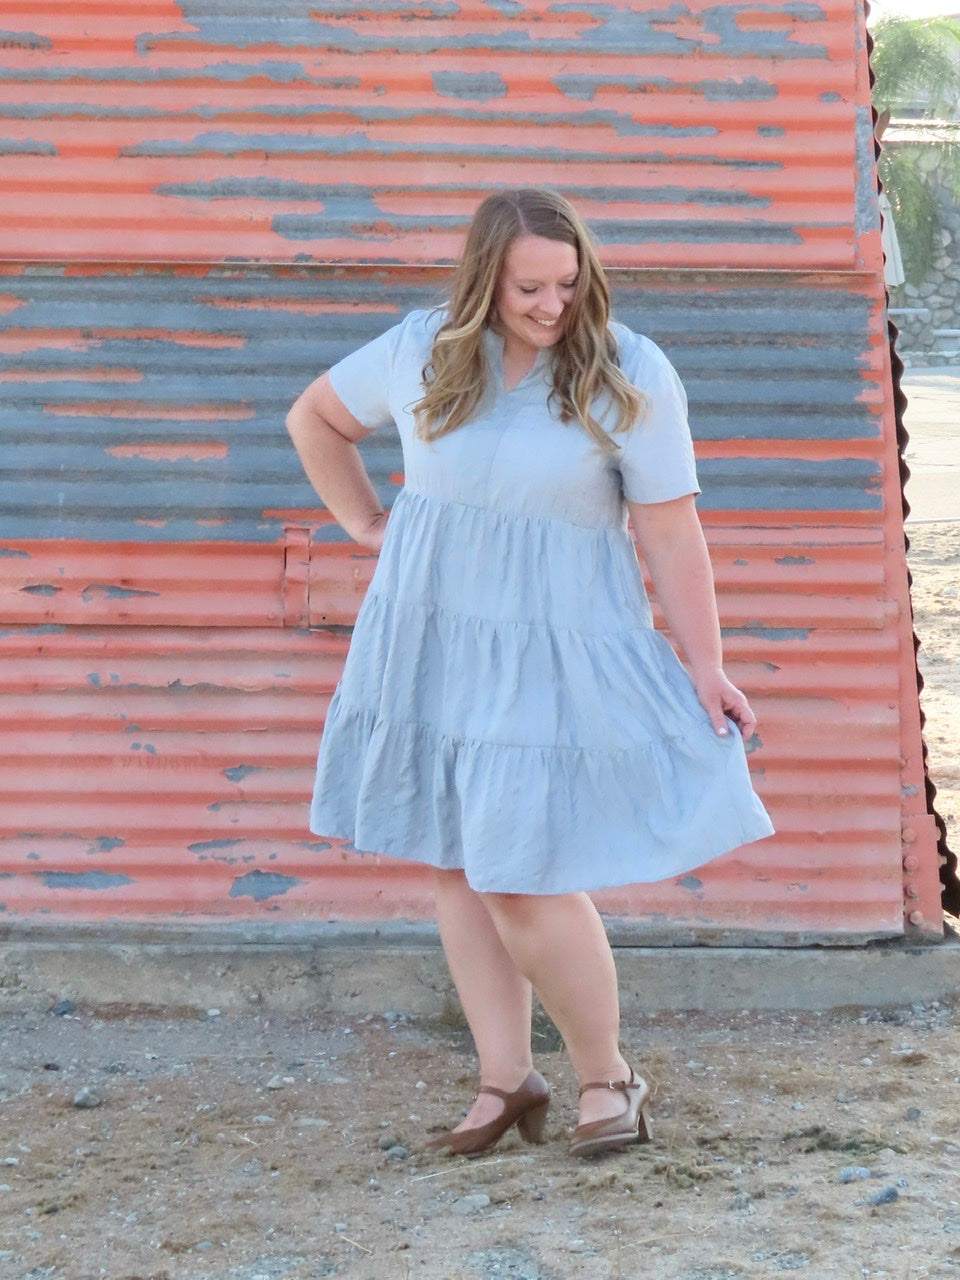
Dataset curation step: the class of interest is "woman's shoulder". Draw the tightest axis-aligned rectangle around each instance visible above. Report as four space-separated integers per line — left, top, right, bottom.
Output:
389 306 448 350
608 321 673 378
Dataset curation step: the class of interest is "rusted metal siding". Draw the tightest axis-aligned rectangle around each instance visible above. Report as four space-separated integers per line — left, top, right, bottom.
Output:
0 1 943 938
4 0 870 269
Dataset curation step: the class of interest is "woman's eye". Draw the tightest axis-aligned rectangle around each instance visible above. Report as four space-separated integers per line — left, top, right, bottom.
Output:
519 286 538 295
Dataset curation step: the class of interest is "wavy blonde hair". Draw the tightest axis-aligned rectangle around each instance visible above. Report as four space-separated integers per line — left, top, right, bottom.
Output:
413 188 644 449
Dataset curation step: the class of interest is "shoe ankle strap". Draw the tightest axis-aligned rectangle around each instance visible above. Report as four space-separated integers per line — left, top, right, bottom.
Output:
578 1070 637 1098
476 1084 512 1101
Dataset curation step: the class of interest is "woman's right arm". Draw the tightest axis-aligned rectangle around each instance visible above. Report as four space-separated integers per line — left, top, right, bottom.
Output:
285 372 388 550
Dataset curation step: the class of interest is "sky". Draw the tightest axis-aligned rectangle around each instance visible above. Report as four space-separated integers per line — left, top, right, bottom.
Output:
868 0 960 17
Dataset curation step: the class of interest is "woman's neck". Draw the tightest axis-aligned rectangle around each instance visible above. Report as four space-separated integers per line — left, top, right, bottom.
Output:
501 342 538 391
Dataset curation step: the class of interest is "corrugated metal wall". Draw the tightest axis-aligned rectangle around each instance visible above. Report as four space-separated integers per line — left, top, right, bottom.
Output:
0 1 943 940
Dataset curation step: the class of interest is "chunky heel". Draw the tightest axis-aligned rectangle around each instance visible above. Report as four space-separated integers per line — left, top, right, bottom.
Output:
637 1104 653 1143
516 1097 549 1144
425 1069 550 1157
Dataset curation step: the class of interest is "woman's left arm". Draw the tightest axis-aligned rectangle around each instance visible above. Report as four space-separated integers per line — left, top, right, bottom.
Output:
627 494 757 741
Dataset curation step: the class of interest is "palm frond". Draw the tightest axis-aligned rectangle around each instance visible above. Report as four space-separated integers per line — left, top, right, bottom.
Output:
879 148 944 279
872 16 960 283
872 17 960 115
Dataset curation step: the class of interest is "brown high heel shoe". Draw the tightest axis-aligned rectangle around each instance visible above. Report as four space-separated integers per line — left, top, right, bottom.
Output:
569 1068 652 1158
425 1069 550 1158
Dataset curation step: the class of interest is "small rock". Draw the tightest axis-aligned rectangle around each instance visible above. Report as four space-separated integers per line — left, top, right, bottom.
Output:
50 1000 76 1017
0 1186 11 1193
415 1080 426 1090
265 1075 287 1090
685 1061 706 1072
455 1193 491 1214
72 1087 101 1110
867 1186 899 1206
839 1166 871 1183
791 1102 806 1111
367 1178 381 1191
859 1057 874 1067
295 1116 330 1129
378 1134 399 1151
252 1115 275 1125
836 1090 856 1104
1 1158 18 1167
730 1190 755 1213
207 1008 221 1018
334 1222 348 1232
904 1107 922 1122
385 1145 409 1161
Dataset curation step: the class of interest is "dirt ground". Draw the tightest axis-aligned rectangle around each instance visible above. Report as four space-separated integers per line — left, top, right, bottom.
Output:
908 522 960 858
1 421 958 1280
1 998 959 1280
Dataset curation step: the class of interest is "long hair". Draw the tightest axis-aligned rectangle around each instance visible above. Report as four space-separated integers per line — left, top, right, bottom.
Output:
413 188 644 448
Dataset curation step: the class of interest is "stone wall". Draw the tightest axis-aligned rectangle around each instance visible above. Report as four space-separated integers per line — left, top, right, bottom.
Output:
888 165 960 365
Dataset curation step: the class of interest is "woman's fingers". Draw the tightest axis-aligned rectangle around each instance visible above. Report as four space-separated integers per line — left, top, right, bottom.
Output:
695 673 757 741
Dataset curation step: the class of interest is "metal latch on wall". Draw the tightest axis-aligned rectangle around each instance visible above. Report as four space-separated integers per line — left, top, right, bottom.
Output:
282 525 377 630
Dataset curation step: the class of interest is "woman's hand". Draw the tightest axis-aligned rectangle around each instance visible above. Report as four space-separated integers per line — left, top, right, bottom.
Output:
628 496 759 744
692 666 757 741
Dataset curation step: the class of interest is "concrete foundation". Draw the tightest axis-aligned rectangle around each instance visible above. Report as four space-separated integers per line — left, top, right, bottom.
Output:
1 923 958 1016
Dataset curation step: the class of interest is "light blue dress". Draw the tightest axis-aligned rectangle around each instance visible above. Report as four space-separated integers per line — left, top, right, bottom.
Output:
310 309 774 894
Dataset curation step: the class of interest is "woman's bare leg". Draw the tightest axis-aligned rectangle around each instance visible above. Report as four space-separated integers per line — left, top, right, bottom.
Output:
433 868 535 1130
480 891 632 1126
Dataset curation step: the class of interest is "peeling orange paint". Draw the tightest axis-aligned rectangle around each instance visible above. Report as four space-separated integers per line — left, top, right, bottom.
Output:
49 402 253 421
106 442 229 462
0 329 100 354
0 328 244 353
695 440 885 461
0 366 143 384
0 1 946 938
201 298 400 315
262 509 336 525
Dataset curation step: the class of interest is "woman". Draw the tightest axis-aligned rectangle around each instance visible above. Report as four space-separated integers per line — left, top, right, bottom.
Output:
286 188 773 1159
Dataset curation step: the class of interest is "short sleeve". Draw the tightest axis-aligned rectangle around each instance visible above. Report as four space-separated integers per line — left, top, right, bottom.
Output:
612 326 700 505
326 309 437 432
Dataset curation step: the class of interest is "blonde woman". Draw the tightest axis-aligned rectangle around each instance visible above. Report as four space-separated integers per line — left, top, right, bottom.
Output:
286 188 773 1158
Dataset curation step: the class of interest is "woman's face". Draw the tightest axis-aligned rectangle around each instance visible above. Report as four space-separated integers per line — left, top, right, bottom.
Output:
493 234 579 361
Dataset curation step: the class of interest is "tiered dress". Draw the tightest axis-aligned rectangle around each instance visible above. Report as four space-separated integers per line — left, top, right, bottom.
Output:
310 310 773 894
